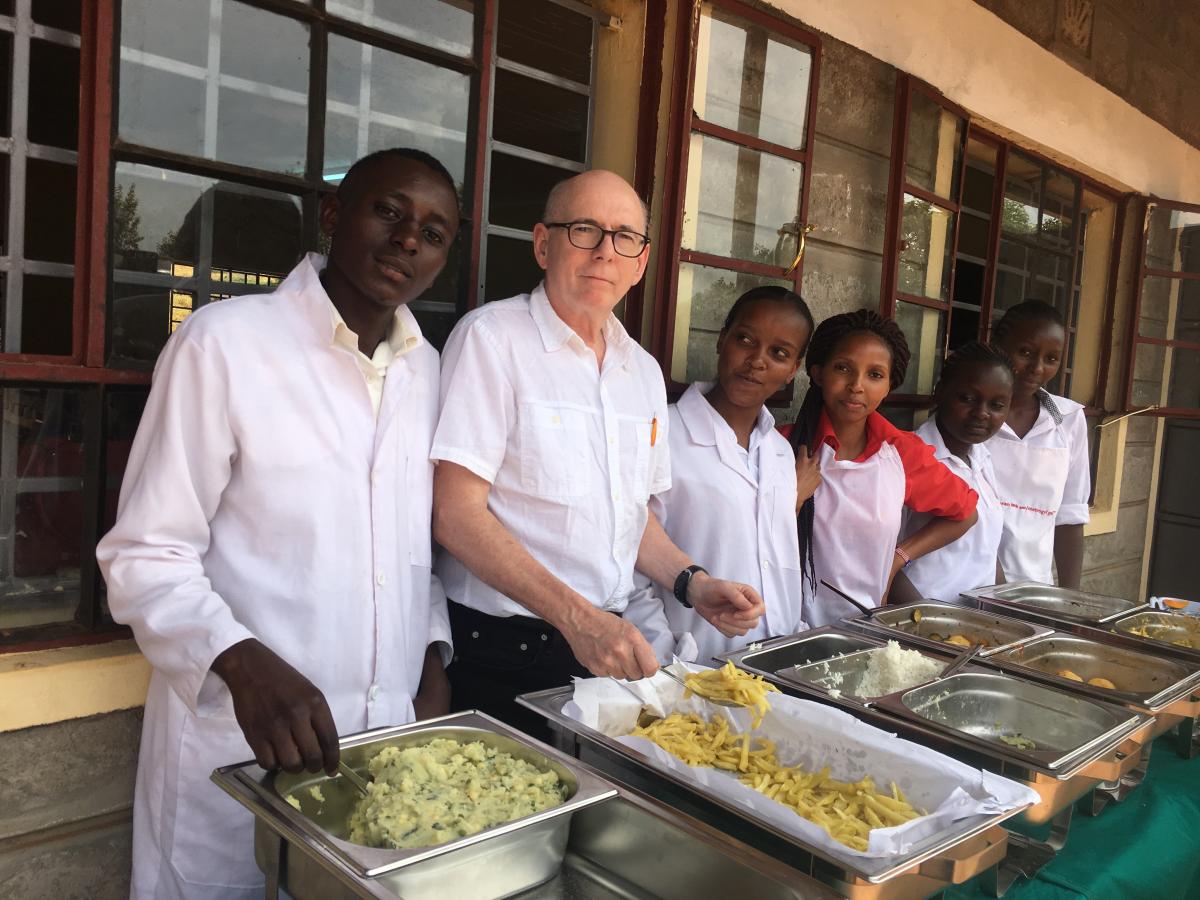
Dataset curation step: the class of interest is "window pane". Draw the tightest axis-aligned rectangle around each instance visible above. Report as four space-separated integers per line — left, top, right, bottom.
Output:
695 3 812 150
324 35 469 186
493 68 589 163
0 153 8 252
1178 278 1200 344
21 275 73 355
328 0 473 58
497 0 591 84
672 262 791 383
905 91 964 202
109 163 302 368
1131 343 1165 408
0 31 13 138
28 38 79 149
0 386 92 631
994 245 1071 320
24 158 77 264
1145 205 1200 275
484 234 541 304
895 301 945 395
32 0 81 34
1167 346 1200 409
488 153 573 232
898 195 953 303
681 133 801 266
119 0 309 174
102 389 149 537
1138 275 1175 339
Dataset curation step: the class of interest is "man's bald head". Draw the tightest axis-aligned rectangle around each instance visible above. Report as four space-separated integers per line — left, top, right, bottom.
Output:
542 170 650 235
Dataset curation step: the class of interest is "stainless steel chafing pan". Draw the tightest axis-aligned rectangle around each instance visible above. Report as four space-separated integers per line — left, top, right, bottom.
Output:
962 582 1146 626
1111 610 1200 653
851 603 1052 657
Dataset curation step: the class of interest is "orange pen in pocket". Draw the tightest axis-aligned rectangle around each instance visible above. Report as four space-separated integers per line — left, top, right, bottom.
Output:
650 416 658 447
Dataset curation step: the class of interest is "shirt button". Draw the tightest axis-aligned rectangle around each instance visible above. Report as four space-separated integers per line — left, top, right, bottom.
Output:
762 560 771 570
519 642 528 651
376 572 386 586
608 436 615 445
368 684 380 701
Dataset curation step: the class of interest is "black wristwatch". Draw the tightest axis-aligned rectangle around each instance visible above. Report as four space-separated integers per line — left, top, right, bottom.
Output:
673 565 708 608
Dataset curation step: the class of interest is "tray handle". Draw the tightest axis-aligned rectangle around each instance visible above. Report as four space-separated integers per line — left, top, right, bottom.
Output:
916 825 1008 882
1083 730 1148 781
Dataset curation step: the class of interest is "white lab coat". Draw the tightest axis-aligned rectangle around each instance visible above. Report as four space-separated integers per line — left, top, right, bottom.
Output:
624 384 805 664
96 254 450 900
987 391 1090 584
901 418 1004 602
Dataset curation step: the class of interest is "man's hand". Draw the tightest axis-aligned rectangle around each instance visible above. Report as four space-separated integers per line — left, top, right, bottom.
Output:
210 638 340 775
794 445 822 511
413 644 451 721
688 572 764 637
559 603 659 681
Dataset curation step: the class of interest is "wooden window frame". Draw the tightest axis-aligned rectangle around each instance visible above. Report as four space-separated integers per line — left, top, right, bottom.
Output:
646 0 822 395
1123 197 1200 418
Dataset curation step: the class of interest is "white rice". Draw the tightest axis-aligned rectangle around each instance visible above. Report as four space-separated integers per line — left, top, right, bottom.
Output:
853 641 944 698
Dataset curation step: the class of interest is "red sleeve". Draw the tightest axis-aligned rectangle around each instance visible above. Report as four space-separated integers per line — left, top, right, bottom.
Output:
892 432 978 521
777 423 794 440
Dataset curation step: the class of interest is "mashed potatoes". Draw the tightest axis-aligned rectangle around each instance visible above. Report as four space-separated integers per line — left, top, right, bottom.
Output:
346 738 566 850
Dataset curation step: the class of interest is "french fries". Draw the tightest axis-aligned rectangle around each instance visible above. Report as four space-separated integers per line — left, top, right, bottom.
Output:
632 713 923 851
684 661 780 726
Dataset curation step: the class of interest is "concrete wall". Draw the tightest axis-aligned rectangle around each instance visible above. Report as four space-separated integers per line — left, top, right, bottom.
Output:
0 709 140 899
972 0 1200 150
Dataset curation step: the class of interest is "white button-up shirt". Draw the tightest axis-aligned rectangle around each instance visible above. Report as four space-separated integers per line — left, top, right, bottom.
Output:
624 383 805 664
96 253 450 898
987 391 1090 583
431 283 670 618
901 417 1004 602
330 299 421 417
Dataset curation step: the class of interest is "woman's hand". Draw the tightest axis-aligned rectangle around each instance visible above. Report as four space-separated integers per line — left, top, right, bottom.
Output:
794 446 822 510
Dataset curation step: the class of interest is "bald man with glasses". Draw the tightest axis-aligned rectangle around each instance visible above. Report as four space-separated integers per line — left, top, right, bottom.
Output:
431 170 765 737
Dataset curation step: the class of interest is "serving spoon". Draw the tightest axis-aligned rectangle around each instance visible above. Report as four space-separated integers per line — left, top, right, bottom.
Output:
820 579 880 619
337 759 370 796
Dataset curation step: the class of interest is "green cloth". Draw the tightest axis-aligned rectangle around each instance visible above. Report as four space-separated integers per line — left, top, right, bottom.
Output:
948 734 1200 900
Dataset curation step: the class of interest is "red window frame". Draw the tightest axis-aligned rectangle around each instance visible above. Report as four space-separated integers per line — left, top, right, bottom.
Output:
1123 197 1200 418
644 0 822 395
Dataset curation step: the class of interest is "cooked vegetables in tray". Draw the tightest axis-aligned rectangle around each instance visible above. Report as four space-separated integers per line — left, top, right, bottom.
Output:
632 713 923 851
344 738 566 850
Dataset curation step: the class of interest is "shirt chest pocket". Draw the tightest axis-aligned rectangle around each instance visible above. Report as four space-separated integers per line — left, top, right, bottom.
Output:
621 418 654 503
518 402 593 499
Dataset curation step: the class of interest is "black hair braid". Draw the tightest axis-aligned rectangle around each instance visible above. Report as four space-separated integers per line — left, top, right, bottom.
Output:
787 308 911 591
936 341 1013 393
720 286 815 337
991 299 1064 346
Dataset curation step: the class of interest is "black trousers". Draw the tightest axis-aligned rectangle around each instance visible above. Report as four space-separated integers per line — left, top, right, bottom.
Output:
446 600 590 744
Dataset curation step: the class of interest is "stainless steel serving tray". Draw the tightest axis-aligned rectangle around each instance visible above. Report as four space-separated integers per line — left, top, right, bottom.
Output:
962 581 1147 626
517 685 1025 890
870 672 1148 772
1110 610 1200 655
785 645 949 704
982 632 1200 712
212 712 616 897
850 602 1053 657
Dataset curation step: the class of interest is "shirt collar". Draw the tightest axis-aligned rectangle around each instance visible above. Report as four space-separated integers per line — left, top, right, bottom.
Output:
529 280 635 365
917 415 987 470
678 382 777 448
812 408 894 462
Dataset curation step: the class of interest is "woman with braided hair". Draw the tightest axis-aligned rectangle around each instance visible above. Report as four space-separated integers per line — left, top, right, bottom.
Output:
782 309 978 627
899 342 1013 602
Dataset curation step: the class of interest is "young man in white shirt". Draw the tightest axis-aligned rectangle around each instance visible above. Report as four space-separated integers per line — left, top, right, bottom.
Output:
431 169 765 737
96 149 459 900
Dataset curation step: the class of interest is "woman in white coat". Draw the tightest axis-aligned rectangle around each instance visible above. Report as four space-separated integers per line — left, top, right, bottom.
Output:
625 287 813 664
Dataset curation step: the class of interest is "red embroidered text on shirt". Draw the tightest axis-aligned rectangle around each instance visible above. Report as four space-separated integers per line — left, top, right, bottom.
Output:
999 500 1057 517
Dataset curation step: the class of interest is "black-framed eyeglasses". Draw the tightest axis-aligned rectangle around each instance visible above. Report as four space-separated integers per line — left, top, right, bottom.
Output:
545 221 650 258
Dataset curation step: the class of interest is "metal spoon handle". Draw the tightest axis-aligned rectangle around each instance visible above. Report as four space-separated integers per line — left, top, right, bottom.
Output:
941 642 981 678
337 759 370 796
819 579 876 618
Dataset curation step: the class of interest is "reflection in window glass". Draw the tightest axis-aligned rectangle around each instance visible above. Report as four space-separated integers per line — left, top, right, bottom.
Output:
497 0 591 83
328 0 473 58
895 301 945 395
493 69 589 162
325 34 469 185
0 31 11 138
27 39 79 149
0 386 92 631
484 234 541 304
1131 343 1165 408
102 389 150 535
1136 276 1175 340
488 153 573 232
1145 206 1200 275
681 133 802 266
24 158 77 264
21 275 73 355
32 0 81 34
109 163 302 368
695 3 812 150
898 195 954 303
904 92 964 202
1167 347 1200 409
119 0 309 174
673 263 791 383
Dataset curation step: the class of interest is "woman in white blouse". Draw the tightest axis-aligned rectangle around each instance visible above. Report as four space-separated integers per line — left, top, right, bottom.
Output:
625 287 813 663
